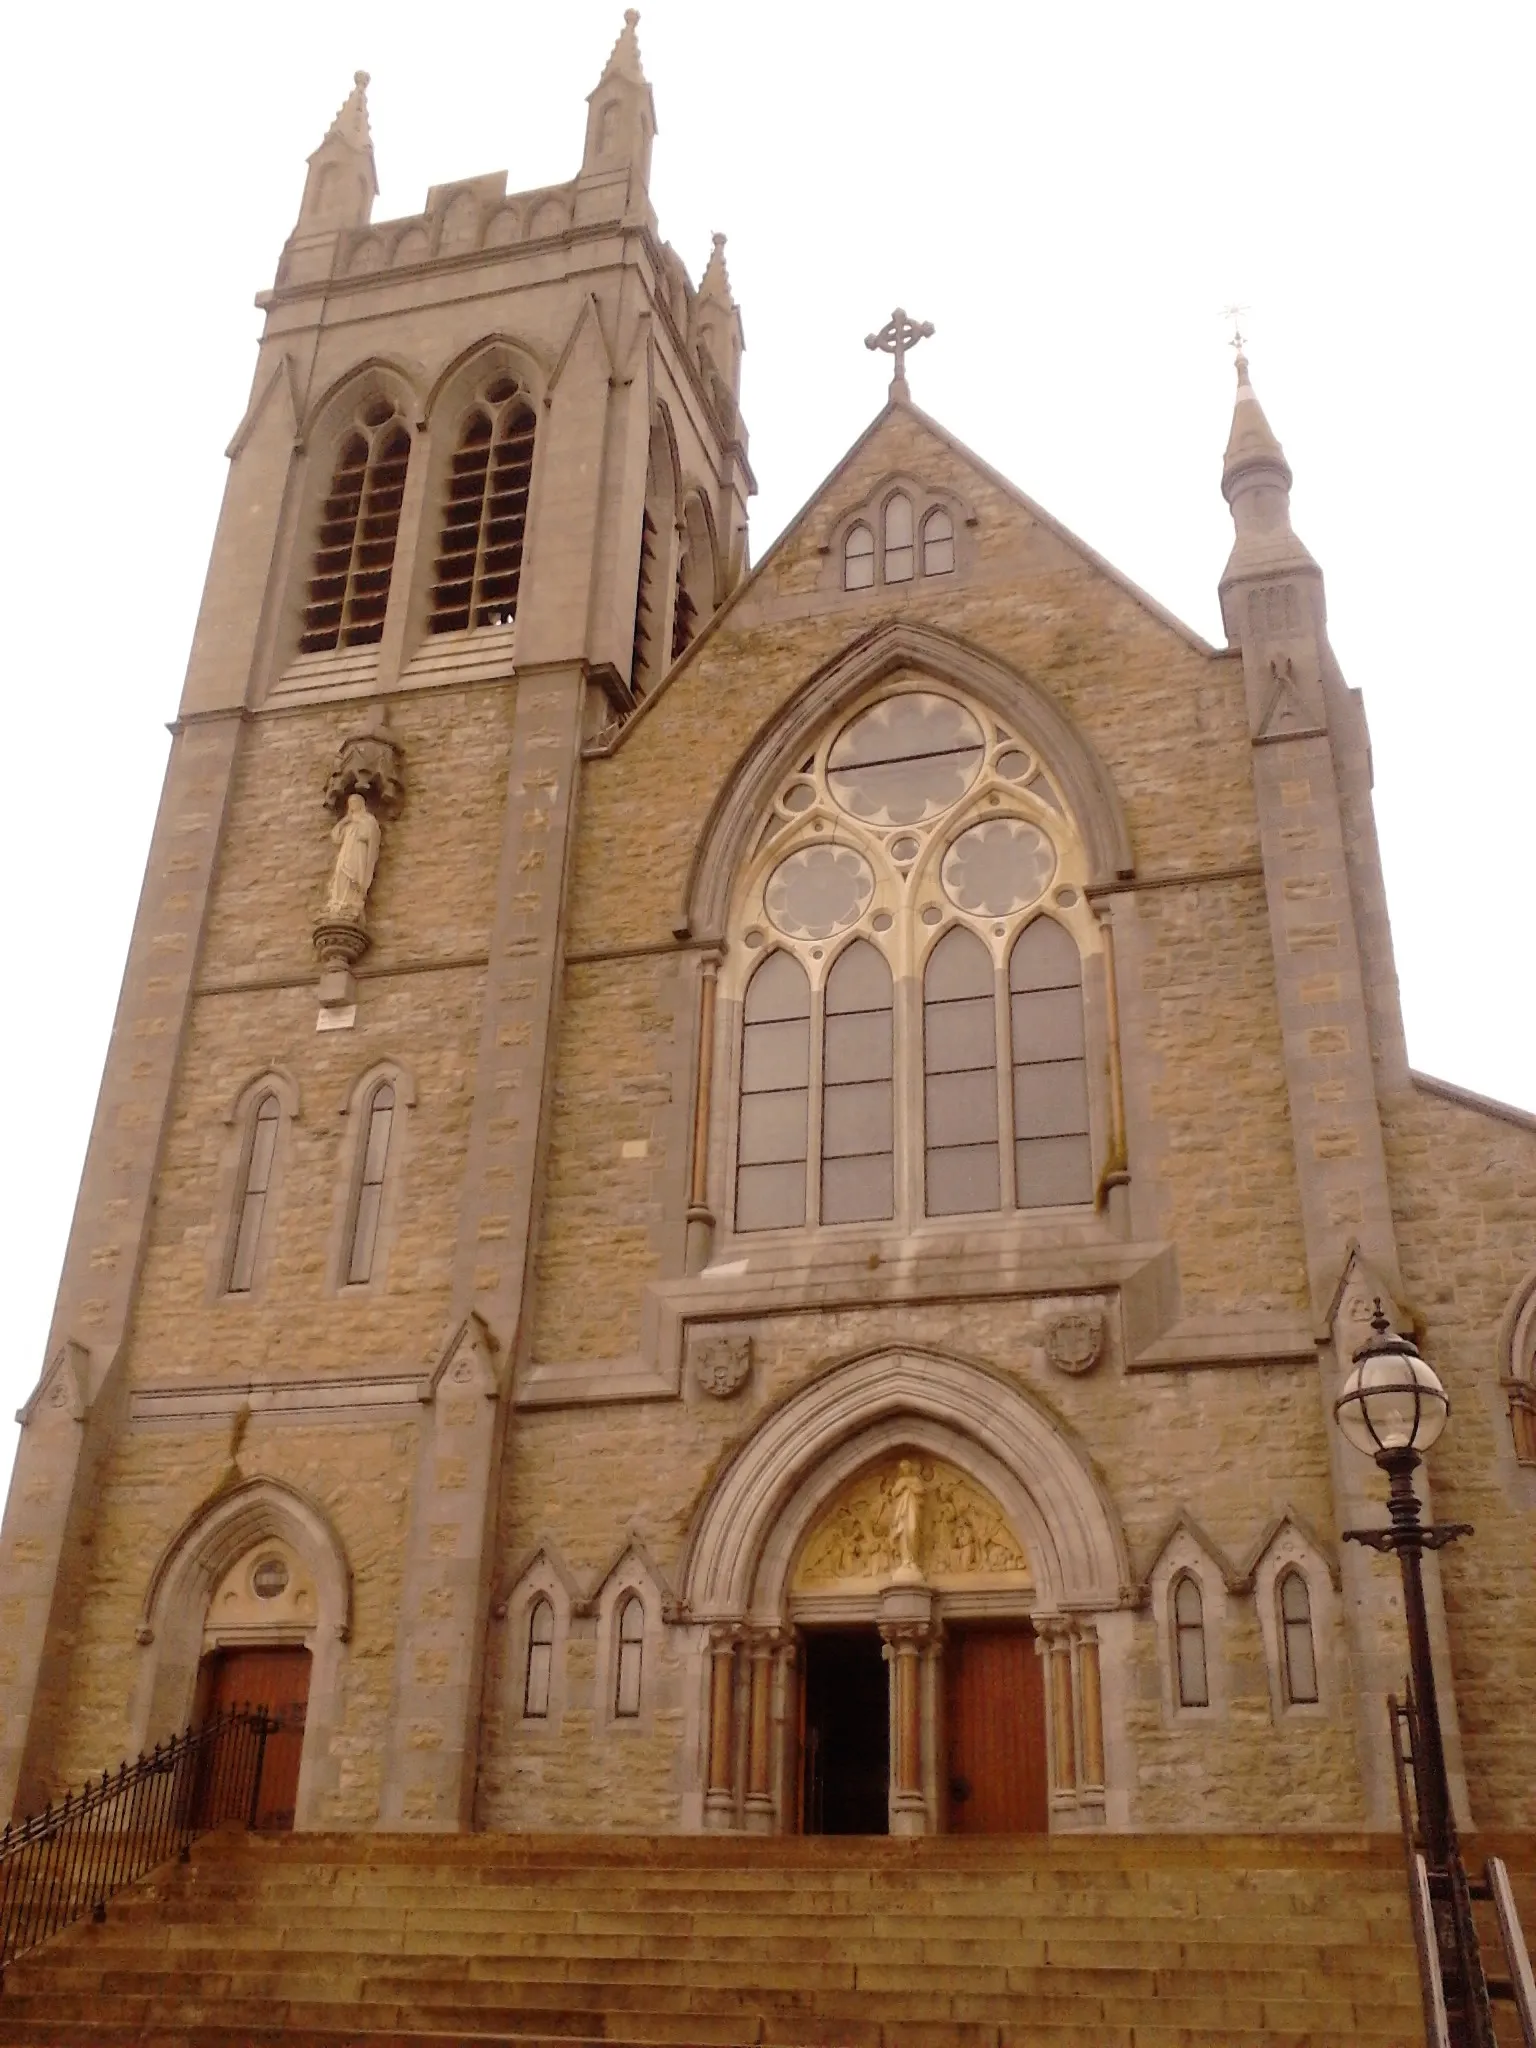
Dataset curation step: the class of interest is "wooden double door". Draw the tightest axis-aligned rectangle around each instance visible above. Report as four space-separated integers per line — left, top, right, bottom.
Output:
944 1623 1048 1834
199 1645 311 1831
797 1621 1047 1834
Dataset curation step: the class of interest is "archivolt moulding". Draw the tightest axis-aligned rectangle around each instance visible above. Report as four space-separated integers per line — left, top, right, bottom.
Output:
674 620 1135 938
678 1346 1130 1621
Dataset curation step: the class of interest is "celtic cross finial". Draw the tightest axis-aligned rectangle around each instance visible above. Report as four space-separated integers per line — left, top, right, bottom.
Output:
864 307 935 400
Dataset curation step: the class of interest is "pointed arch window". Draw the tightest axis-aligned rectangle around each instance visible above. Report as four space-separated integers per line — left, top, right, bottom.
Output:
226 1094 280 1295
822 942 894 1224
729 687 1101 1235
1173 1574 1210 1708
1279 1570 1319 1705
843 522 876 591
429 379 536 633
300 400 411 653
345 1082 395 1285
883 495 915 582
614 1595 645 1718
924 927 1000 1216
922 507 956 576
1010 920 1093 1208
736 952 811 1231
523 1597 555 1719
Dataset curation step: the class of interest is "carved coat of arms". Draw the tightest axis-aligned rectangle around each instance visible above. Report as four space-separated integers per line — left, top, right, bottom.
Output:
693 1334 752 1399
1044 1308 1105 1376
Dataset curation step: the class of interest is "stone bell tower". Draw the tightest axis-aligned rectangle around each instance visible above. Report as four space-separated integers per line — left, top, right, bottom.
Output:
0 15 750 1828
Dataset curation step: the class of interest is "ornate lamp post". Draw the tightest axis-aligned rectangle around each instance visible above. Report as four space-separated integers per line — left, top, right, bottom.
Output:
1334 1304 1494 2048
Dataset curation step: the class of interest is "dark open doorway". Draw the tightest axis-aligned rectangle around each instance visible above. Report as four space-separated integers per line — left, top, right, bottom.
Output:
801 1628 889 1835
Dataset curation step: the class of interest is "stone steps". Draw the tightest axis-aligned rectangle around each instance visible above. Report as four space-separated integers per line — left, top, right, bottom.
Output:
0 1827 1512 2048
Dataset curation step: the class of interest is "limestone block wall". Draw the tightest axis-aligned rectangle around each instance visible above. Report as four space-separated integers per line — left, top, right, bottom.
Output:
49 1419 412 1828
483 1295 1363 1830
1384 1083 1536 1829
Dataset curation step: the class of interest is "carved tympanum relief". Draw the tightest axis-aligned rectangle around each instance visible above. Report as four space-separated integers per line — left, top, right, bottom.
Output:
792 1454 1030 1592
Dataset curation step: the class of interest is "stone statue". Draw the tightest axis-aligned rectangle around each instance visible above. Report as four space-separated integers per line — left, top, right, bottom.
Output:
887 1458 925 1583
325 793 381 923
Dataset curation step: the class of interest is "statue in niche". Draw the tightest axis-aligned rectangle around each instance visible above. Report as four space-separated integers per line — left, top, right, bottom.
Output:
887 1458 926 1583
325 794 382 924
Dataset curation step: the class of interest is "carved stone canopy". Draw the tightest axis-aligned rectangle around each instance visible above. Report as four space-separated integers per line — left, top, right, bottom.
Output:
792 1453 1031 1594
324 721 405 821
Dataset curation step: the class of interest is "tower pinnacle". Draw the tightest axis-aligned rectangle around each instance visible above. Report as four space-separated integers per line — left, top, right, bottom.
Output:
699 233 734 310
1218 348 1317 632
579 11 657 204
327 71 374 154
600 10 647 85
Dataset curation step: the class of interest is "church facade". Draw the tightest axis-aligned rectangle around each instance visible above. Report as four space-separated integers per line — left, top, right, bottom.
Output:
3 18 1533 1844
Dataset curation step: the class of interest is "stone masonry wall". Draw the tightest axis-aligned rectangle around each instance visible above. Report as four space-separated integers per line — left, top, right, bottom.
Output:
49 1418 412 1826
1384 1083 1536 1829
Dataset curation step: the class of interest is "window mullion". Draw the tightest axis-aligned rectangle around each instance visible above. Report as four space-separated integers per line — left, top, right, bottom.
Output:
468 422 496 626
995 958 1017 1210
340 433 373 641
807 982 826 1227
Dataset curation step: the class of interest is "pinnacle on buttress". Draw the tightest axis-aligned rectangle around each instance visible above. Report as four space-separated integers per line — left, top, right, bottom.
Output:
698 233 734 309
1218 348 1318 615
326 71 375 154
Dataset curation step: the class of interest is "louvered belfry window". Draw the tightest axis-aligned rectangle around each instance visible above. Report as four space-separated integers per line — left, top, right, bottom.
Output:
430 378 537 633
300 399 412 654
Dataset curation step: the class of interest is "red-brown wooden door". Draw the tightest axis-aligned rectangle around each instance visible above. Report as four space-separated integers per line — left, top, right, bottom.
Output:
202 1646 311 1831
945 1624 1048 1833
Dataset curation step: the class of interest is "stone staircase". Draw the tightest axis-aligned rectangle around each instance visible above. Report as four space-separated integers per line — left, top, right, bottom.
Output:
0 1827 1515 2048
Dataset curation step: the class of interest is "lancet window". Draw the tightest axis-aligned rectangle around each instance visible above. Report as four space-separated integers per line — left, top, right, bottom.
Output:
730 684 1097 1233
523 1598 554 1719
614 1595 645 1718
1173 1574 1210 1708
344 1082 395 1285
299 399 412 653
429 379 536 633
226 1094 280 1295
1279 1570 1319 1705
841 496 958 590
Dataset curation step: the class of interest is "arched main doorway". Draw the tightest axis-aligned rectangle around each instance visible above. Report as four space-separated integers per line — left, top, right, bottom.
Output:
680 1348 1129 1836
791 1453 1047 1836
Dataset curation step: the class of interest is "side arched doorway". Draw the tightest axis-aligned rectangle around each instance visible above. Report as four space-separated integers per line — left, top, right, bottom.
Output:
132 1479 352 1832
196 1541 316 1830
680 1348 1129 1837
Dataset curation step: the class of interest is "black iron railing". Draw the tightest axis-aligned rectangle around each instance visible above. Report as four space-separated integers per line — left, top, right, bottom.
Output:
1390 1688 1536 2048
0 1705 274 1976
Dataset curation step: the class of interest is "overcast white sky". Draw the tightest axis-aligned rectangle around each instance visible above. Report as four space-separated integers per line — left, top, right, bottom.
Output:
0 1 1530 1490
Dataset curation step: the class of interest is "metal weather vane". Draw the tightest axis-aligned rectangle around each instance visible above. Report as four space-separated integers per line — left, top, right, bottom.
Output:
865 307 935 400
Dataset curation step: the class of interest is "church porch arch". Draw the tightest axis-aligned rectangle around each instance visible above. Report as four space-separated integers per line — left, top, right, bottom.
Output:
678 1348 1132 1836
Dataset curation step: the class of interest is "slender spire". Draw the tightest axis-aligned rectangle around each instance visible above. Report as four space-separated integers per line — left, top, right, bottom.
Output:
1218 348 1317 609
1223 350 1291 498
600 9 647 85
326 71 374 154
698 232 734 309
